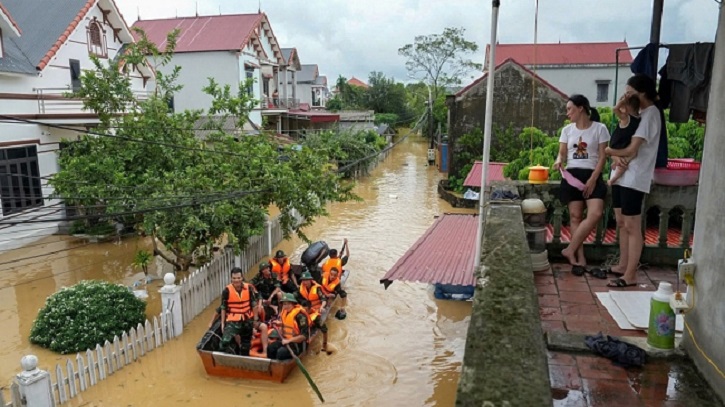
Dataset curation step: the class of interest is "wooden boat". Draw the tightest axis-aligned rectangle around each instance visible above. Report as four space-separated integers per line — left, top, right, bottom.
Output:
196 269 349 382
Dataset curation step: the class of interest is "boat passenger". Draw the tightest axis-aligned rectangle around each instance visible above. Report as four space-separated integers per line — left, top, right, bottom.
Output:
251 261 282 319
322 267 348 320
305 304 329 353
321 238 349 282
269 293 309 360
298 271 327 312
270 250 298 293
219 267 259 356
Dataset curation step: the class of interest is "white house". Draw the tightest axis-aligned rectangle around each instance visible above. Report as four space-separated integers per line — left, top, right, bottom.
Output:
291 64 329 109
133 13 298 132
486 42 633 107
0 0 151 251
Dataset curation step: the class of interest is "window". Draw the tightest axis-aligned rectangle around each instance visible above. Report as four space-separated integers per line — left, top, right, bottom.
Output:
596 81 610 102
86 19 107 58
70 59 81 92
0 146 44 215
245 69 254 96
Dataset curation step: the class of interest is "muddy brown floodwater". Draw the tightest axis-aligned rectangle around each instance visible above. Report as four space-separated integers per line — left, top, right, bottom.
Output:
0 134 476 406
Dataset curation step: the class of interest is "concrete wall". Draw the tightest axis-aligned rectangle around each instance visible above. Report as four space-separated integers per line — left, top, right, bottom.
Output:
447 62 568 178
534 65 631 108
456 204 551 406
685 4 725 402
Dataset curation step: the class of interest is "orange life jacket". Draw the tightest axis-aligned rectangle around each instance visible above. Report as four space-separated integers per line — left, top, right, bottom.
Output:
300 283 324 310
270 258 291 283
321 258 342 281
322 275 340 295
225 283 253 322
281 305 309 339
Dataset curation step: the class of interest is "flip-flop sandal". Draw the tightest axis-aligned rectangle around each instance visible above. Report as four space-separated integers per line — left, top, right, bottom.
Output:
607 278 637 288
571 265 586 276
598 267 624 277
587 268 608 279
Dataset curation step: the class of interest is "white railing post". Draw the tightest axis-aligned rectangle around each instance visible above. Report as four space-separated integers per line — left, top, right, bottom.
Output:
267 216 273 256
158 273 183 337
15 355 54 407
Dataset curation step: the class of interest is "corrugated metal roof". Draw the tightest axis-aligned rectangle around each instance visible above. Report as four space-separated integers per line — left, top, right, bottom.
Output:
381 214 478 288
0 0 90 74
463 161 508 187
132 14 263 53
490 42 633 66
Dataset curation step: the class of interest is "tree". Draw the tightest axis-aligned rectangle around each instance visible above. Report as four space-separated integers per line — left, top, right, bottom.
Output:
398 27 482 103
365 71 411 123
51 29 356 271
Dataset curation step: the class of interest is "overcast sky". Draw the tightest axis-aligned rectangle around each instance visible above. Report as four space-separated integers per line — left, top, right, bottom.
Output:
116 0 721 85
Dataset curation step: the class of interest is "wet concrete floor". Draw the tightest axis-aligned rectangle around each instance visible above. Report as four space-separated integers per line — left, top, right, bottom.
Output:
1 135 476 406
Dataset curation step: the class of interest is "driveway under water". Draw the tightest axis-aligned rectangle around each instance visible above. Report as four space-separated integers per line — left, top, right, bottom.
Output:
1 135 476 406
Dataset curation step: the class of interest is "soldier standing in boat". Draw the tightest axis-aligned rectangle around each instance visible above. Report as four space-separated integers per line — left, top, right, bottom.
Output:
219 267 259 356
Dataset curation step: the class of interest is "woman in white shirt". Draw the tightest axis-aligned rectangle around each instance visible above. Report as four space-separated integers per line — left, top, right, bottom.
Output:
603 74 662 288
552 95 610 276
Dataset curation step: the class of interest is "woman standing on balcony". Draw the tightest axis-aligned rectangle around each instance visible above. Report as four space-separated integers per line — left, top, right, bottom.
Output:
603 74 662 288
552 94 610 276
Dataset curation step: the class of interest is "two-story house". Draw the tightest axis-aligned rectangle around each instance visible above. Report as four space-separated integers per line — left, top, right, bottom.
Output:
487 42 633 107
133 13 298 132
292 64 329 109
0 0 151 251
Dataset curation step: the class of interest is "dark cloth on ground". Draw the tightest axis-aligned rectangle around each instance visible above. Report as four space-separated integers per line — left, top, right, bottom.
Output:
585 332 646 368
559 168 607 204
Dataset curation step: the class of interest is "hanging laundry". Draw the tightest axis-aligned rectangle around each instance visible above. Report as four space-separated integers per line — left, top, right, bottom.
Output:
658 42 715 123
630 42 660 80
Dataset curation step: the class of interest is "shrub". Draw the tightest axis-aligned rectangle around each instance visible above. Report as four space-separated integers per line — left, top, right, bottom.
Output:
30 280 146 354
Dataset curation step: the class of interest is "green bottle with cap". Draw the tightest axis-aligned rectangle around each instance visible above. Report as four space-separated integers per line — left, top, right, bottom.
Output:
647 281 676 349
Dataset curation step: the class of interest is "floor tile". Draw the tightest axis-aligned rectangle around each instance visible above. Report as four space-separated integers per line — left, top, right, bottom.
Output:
559 290 595 304
582 378 645 406
548 351 577 366
549 364 583 390
576 356 630 381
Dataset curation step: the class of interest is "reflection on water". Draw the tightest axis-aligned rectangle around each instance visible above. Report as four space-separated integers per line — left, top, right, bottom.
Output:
1 135 475 406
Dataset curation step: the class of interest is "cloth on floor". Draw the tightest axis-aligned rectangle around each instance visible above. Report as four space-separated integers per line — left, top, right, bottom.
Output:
584 332 647 368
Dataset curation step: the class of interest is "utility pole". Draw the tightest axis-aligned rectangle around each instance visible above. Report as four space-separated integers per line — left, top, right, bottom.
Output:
427 85 434 149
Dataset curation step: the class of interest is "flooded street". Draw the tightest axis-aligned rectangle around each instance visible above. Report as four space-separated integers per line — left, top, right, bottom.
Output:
1 135 475 406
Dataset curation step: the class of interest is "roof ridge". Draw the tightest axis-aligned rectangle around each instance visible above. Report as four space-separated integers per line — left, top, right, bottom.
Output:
138 12 262 22
37 0 96 71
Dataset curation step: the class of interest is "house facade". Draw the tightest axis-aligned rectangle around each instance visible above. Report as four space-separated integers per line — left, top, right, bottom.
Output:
488 42 633 107
133 13 296 131
0 0 150 251
293 64 329 109
446 58 569 178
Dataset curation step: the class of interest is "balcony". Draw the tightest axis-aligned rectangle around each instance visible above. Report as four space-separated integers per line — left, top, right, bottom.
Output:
440 180 697 265
260 97 299 110
32 86 151 115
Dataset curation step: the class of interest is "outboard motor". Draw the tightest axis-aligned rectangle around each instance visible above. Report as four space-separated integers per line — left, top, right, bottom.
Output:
301 241 329 267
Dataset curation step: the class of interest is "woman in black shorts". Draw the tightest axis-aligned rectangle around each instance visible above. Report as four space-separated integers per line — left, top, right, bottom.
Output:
552 95 611 275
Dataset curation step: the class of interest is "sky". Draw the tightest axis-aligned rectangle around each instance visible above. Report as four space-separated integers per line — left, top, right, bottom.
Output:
115 0 722 85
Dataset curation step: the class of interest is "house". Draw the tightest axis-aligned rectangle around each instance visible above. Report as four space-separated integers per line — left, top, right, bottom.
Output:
0 0 151 251
289 64 329 109
376 123 396 145
487 41 633 107
132 13 295 131
347 77 369 89
446 58 568 178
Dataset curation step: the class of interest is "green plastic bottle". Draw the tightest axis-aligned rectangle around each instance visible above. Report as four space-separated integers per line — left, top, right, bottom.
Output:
647 282 676 349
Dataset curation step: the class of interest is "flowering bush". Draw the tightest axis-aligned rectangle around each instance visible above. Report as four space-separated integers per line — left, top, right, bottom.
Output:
30 280 146 354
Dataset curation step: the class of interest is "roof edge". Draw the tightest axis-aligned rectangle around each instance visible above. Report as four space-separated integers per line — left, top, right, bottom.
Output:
36 0 96 71
0 2 21 36
455 58 569 100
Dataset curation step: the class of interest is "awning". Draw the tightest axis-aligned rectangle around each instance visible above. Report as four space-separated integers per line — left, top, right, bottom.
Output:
285 111 340 123
380 214 478 288
463 161 508 187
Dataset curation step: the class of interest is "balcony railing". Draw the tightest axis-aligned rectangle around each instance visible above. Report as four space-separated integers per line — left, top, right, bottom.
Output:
260 97 299 110
33 86 151 114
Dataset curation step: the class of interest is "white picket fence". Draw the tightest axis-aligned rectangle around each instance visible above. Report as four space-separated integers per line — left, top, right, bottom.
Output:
1 209 307 406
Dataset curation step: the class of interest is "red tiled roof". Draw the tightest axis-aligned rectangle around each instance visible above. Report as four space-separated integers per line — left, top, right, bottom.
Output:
488 42 632 66
132 13 264 53
347 77 369 89
455 58 568 99
37 0 95 70
0 2 21 35
380 214 478 288
463 161 508 187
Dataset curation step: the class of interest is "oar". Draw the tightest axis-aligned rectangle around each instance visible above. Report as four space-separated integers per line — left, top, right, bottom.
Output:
274 328 325 403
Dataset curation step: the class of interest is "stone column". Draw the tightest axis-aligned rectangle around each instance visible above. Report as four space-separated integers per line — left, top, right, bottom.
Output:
686 3 725 402
158 273 183 337
15 355 54 407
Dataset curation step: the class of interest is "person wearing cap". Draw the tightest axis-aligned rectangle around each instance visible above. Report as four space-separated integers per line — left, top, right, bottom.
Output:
321 238 349 283
298 271 327 311
270 249 297 293
219 267 259 355
251 261 282 319
322 267 348 320
268 293 309 360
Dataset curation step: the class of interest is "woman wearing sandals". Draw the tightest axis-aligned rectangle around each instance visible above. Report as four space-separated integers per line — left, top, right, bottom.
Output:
603 74 662 288
552 94 610 278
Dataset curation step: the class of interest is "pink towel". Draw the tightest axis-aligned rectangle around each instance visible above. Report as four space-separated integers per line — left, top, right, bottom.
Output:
560 169 586 191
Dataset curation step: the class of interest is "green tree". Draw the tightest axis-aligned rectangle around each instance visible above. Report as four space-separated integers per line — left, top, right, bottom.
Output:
503 127 562 181
51 30 355 271
365 71 411 123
